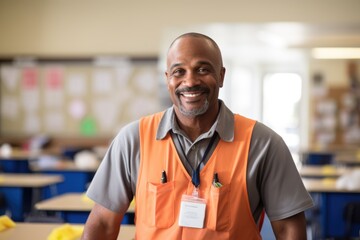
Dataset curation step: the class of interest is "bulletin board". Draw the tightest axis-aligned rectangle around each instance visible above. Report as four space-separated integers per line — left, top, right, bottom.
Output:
0 57 165 138
311 86 360 149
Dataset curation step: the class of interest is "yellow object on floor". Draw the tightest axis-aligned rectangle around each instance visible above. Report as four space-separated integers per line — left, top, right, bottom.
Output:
322 177 336 186
130 198 135 207
321 165 336 174
81 193 94 204
47 224 84 240
0 215 16 232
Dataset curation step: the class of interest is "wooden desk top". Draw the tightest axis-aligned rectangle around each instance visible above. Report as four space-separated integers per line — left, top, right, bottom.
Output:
0 148 36 160
335 157 360 165
333 150 360 165
0 148 62 161
0 222 135 240
0 173 63 187
299 165 352 178
31 159 98 172
303 178 360 193
36 193 135 213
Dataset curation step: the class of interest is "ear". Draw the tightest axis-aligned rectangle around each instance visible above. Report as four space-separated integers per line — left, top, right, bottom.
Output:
165 71 170 90
219 67 226 88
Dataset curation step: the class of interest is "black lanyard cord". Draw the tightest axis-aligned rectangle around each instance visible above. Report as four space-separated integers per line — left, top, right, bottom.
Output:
176 133 218 188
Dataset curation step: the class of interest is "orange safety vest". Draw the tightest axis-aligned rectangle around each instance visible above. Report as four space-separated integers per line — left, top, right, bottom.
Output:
135 112 262 240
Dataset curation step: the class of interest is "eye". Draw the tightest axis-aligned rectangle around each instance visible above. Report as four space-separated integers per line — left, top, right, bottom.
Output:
172 68 185 77
198 67 209 74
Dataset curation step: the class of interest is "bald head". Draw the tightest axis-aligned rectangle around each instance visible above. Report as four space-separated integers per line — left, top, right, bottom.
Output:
167 32 223 67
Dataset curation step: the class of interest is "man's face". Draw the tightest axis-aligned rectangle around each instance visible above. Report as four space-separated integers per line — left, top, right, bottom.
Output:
165 36 225 118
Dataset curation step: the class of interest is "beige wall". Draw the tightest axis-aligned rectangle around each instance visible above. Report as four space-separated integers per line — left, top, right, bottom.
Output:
309 59 356 88
1 0 360 57
1 0 359 148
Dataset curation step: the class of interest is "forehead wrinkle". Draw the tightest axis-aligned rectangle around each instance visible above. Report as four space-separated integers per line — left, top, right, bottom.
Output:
169 60 213 71
197 60 214 68
168 62 182 71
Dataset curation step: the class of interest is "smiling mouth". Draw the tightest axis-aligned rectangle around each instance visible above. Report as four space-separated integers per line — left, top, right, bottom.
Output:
179 91 206 104
176 86 209 102
181 92 202 98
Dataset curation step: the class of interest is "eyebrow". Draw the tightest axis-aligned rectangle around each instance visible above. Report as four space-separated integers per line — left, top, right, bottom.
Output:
169 63 183 72
169 61 214 72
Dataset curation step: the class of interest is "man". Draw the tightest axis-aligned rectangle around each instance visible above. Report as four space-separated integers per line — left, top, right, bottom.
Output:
81 32 314 239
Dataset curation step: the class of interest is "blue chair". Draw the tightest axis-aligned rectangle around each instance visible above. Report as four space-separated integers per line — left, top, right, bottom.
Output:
343 202 360 239
303 152 334 165
0 193 6 215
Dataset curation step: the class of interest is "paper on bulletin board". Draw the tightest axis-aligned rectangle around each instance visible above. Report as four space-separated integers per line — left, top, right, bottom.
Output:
0 65 19 91
92 70 113 94
115 91 132 106
44 67 64 108
44 111 64 133
22 68 38 90
80 116 97 136
128 97 159 120
44 90 64 108
115 65 132 88
92 98 118 131
1 96 19 119
45 67 63 90
68 99 87 120
21 89 39 112
67 73 86 96
24 113 40 134
133 69 157 93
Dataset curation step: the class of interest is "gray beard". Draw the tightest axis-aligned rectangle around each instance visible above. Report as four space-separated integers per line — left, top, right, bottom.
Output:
179 99 209 117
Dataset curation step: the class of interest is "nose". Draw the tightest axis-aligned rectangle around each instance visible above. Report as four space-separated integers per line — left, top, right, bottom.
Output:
182 71 201 87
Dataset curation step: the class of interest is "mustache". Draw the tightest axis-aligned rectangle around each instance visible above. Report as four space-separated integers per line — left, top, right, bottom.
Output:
175 86 209 95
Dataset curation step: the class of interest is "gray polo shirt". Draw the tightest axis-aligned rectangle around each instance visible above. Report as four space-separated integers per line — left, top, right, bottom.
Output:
87 101 314 222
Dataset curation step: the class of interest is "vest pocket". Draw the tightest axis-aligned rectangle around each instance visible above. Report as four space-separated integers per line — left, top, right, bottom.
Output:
144 181 175 228
207 184 230 231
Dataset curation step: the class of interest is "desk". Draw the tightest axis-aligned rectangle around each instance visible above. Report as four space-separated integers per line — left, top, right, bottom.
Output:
0 149 36 173
0 174 63 221
32 160 96 195
35 193 135 224
334 153 360 166
303 178 360 238
299 165 352 178
0 222 135 240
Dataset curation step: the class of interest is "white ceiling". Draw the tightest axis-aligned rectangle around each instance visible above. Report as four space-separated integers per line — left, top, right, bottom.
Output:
160 23 360 63
205 23 360 48
280 23 360 48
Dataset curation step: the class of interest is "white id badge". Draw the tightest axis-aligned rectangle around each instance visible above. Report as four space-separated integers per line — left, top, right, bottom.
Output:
178 194 206 229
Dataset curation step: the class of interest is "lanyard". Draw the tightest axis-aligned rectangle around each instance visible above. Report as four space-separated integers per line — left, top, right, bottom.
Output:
177 133 218 188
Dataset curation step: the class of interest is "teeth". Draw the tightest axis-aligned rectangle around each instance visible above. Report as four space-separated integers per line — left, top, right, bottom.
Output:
182 92 201 97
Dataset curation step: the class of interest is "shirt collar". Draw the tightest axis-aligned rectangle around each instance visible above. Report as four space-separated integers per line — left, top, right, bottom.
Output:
156 100 234 142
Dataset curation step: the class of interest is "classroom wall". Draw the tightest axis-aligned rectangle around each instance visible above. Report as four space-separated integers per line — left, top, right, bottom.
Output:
1 0 359 148
0 0 360 57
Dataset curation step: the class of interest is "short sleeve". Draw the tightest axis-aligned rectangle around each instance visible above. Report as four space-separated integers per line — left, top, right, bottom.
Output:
86 120 140 214
247 122 314 221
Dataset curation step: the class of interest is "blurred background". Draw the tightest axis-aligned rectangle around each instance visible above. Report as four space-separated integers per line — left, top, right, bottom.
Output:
1 0 359 160
0 1 360 239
